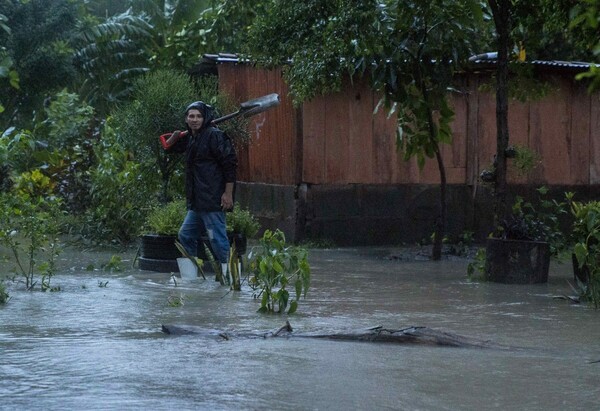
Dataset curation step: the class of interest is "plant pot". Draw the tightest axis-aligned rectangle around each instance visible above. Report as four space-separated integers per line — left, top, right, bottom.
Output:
485 238 550 284
138 256 179 272
177 257 198 280
139 234 179 272
141 234 179 260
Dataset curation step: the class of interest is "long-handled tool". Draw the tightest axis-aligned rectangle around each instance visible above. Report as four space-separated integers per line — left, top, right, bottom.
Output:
160 93 280 148
213 93 280 124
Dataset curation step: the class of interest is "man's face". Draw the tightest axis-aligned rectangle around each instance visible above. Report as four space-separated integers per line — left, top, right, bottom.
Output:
186 109 204 132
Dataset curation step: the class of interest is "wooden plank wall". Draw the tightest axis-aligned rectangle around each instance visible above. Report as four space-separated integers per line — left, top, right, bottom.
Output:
219 64 600 187
218 64 298 185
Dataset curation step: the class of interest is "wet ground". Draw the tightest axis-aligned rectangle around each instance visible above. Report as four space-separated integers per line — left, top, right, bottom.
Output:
1 245 599 410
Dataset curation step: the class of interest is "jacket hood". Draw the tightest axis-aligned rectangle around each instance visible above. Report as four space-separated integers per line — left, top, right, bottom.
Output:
185 101 215 130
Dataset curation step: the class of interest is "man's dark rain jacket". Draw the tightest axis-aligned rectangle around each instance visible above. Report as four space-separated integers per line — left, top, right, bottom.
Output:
167 102 237 212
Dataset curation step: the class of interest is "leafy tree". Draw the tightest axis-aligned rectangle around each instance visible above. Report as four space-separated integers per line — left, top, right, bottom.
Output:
571 0 600 92
195 0 269 54
74 0 214 115
512 0 597 61
0 0 79 131
0 12 19 115
111 69 199 203
245 0 485 259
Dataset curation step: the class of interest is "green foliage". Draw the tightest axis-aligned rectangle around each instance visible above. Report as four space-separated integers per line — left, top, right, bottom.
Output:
42 90 95 150
0 0 80 131
226 203 260 238
196 0 268 54
111 68 197 202
478 64 556 103
145 198 186 235
248 229 310 314
0 11 19 115
102 255 122 272
492 187 568 256
80 122 150 245
36 90 97 213
0 279 10 304
567 193 600 308
510 145 541 177
467 247 487 281
0 169 64 291
246 0 384 104
512 0 596 61
167 293 186 307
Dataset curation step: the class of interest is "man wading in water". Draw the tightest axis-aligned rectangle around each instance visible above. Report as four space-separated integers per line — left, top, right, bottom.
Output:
160 101 238 283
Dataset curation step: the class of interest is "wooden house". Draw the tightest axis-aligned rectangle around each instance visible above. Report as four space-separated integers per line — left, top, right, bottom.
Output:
203 54 600 245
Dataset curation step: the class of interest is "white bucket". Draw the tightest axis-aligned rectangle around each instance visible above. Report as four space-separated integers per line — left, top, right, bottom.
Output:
177 258 198 279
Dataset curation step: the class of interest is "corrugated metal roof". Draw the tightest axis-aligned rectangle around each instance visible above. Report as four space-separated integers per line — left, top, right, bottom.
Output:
205 53 596 72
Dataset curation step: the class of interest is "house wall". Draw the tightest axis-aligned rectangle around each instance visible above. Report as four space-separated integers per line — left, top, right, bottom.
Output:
215 62 600 245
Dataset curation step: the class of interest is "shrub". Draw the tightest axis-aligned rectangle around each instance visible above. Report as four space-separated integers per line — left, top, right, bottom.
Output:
145 198 187 235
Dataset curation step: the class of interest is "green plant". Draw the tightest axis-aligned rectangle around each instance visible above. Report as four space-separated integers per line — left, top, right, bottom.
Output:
0 280 10 304
492 187 568 255
567 193 600 308
0 169 64 291
248 229 310 314
80 123 151 245
510 145 541 177
467 247 487 281
226 203 260 238
167 293 186 307
146 199 187 235
102 255 122 272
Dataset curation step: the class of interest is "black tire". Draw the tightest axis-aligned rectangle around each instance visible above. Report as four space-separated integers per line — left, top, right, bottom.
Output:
141 234 180 260
138 256 179 273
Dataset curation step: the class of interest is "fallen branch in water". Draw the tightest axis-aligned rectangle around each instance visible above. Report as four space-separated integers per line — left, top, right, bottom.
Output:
161 321 511 350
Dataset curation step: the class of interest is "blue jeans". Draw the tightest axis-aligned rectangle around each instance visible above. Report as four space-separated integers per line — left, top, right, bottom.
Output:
178 210 230 264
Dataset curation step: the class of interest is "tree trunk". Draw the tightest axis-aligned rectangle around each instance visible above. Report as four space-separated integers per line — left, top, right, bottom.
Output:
161 322 511 350
489 0 512 223
432 149 447 261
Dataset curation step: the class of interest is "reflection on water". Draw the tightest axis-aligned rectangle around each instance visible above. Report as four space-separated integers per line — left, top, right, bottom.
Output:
1 247 599 410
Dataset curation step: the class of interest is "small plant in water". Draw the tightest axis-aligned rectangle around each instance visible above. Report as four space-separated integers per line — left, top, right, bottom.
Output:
467 248 487 281
102 255 122 272
167 293 186 307
0 280 10 304
0 170 64 291
248 229 310 314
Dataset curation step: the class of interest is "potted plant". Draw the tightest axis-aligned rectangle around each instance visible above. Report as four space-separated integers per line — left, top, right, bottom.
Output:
567 193 600 308
484 187 567 284
226 203 260 256
139 198 186 272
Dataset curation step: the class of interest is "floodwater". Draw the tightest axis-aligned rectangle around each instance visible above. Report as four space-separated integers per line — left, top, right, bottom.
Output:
1 246 599 411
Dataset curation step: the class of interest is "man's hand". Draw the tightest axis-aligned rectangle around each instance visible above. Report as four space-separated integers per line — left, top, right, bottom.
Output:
221 182 234 210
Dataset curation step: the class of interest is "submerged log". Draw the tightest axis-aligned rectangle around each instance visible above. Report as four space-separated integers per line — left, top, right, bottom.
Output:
161 322 510 350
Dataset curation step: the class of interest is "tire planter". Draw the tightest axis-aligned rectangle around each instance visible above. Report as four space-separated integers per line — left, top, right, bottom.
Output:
139 234 179 273
138 256 179 273
485 238 550 284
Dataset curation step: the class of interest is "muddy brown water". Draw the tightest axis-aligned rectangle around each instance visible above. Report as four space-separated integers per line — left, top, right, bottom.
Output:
1 246 599 410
